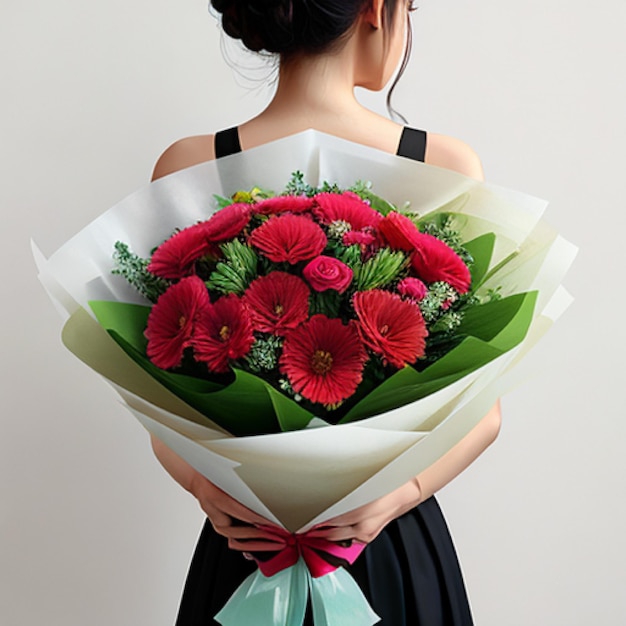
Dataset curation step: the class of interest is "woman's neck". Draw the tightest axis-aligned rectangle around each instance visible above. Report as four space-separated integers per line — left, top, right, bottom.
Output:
238 36 403 155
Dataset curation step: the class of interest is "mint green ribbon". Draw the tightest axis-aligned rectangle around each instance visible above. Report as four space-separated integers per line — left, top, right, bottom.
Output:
215 557 380 626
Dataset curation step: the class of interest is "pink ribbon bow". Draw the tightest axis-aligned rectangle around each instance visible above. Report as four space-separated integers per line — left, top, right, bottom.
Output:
255 526 366 579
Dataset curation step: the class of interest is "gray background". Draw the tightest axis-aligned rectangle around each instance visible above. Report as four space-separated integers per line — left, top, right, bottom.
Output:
2 0 624 624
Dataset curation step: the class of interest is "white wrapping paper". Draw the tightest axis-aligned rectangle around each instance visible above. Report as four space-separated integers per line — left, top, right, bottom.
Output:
34 130 576 532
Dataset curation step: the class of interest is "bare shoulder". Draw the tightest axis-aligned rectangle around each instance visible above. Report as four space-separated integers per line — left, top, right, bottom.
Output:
425 133 484 181
151 135 215 181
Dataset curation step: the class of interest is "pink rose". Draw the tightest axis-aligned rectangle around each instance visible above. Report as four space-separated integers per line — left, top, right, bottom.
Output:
303 256 353 293
397 277 428 302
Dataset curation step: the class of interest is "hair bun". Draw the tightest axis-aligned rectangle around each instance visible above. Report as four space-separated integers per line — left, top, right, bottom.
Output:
211 1 377 58
211 0 296 54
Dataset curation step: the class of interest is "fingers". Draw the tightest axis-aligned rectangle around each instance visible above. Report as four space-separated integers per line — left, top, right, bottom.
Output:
209 520 287 551
306 525 362 543
228 538 286 551
202 483 276 528
214 524 286 542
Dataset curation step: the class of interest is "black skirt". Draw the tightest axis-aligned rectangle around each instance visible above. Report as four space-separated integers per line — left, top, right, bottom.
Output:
175 496 473 626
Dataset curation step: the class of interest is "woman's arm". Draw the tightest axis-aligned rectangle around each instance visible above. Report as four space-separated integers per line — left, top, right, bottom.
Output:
150 434 286 551
307 401 501 544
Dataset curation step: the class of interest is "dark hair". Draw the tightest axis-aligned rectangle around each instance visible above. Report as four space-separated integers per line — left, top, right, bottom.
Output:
211 0 411 120
211 0 404 58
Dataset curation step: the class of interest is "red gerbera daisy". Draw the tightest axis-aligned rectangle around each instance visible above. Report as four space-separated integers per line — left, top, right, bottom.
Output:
280 315 367 406
411 233 471 294
193 294 255 373
249 214 327 264
377 212 421 252
148 222 220 280
253 195 314 215
145 275 211 369
313 192 383 230
243 272 310 335
203 203 251 242
353 289 428 368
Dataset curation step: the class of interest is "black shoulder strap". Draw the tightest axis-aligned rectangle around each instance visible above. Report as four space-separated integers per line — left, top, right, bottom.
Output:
214 126 242 159
396 127 427 163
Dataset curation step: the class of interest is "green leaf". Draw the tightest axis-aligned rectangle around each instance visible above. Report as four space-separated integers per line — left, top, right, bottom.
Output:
309 290 342 318
206 239 258 295
353 248 408 291
456 290 537 350
89 300 150 351
89 300 280 436
340 291 537 423
463 232 496 287
356 189 397 216
266 386 315 431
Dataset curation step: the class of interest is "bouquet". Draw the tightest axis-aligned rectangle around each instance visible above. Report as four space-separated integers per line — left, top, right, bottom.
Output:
33 131 576 626
103 171 507 433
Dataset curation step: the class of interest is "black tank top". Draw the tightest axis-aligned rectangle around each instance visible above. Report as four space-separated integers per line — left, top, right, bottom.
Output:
214 126 427 162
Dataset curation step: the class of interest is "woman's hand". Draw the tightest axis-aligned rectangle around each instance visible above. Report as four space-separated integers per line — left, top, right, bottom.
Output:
306 477 422 545
150 433 285 552
189 472 287 552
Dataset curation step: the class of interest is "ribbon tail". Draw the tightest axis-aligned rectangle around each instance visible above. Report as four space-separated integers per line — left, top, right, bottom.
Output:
215 560 309 626
310 568 381 626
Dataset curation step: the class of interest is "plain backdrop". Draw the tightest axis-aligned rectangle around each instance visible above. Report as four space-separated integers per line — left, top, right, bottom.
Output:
1 0 625 624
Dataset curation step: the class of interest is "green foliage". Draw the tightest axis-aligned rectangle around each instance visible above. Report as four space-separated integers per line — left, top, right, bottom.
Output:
278 377 302 402
332 244 363 269
111 241 168 303
283 171 342 197
353 248 408 291
245 335 283 373
206 239 258 295
213 194 234 209
419 281 457 322
482 286 503 303
430 311 463 334
309 289 342 318
283 171 316 197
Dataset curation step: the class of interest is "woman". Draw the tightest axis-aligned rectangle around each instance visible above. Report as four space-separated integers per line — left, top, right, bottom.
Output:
151 0 502 624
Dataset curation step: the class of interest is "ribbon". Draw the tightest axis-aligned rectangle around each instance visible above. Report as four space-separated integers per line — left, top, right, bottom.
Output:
254 526 366 578
214 529 380 626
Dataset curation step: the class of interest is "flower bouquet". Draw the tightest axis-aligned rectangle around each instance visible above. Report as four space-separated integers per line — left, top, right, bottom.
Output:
33 131 576 626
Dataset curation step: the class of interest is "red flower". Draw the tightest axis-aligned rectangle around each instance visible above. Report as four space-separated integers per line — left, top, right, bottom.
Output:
203 203 251 242
342 230 376 248
148 222 220 279
379 213 471 293
148 204 250 279
378 212 421 252
243 272 310 335
249 214 327 264
253 195 314 215
280 315 367 406
194 294 255 373
410 233 471 294
353 290 427 368
397 277 428 302
145 276 211 369
303 256 353 294
313 192 382 230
